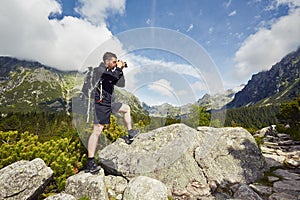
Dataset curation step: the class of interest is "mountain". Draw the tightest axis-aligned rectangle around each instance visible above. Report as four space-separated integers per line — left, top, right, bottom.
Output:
197 86 244 110
227 47 300 108
0 57 78 113
0 57 146 117
142 102 182 117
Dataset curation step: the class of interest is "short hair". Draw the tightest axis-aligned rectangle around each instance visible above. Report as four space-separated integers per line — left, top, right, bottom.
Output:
103 52 117 62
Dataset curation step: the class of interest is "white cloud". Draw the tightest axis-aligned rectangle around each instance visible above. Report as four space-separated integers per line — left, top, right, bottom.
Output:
233 7 300 80
191 81 207 91
0 0 119 71
148 79 175 97
208 27 214 34
75 0 126 25
224 0 232 8
265 0 300 11
228 10 237 17
146 18 151 25
186 24 194 32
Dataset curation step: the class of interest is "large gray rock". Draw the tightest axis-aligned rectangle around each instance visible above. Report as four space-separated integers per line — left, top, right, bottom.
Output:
195 126 267 185
0 158 53 200
123 176 168 200
65 170 108 200
98 124 267 197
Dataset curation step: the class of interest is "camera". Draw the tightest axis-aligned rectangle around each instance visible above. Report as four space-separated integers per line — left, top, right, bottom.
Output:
118 60 128 68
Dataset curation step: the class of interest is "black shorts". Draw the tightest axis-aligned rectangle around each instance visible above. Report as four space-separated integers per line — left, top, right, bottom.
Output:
94 102 122 124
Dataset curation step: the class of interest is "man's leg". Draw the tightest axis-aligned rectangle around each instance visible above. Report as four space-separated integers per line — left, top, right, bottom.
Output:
117 103 140 142
86 124 104 173
88 124 105 157
117 103 132 130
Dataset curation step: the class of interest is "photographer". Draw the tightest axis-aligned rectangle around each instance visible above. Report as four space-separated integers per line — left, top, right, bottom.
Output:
86 52 140 174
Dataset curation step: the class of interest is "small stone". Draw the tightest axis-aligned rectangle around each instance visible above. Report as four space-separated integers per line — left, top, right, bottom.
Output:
278 140 297 146
268 192 298 200
277 133 291 139
260 146 276 154
45 193 76 200
249 184 272 196
263 155 284 168
273 169 300 180
273 180 300 196
286 159 300 167
267 176 280 182
233 184 263 200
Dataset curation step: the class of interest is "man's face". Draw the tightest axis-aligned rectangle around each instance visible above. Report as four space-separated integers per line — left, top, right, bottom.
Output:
107 57 117 69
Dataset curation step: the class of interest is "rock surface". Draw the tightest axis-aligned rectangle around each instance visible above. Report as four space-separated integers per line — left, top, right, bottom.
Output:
252 125 300 200
0 158 53 200
232 184 263 200
104 175 128 200
44 193 76 200
98 124 267 198
123 176 168 200
2 125 298 200
65 170 108 200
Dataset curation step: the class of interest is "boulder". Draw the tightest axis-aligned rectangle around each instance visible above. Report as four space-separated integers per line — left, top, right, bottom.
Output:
65 170 108 200
0 158 53 200
123 176 168 200
104 175 128 200
195 126 267 184
98 124 267 197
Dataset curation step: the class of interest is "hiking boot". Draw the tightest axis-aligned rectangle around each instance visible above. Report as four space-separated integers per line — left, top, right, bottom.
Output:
121 130 140 145
85 160 101 174
121 135 133 144
128 129 141 139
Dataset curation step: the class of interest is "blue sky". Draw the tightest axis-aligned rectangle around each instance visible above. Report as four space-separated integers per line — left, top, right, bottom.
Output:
0 0 299 106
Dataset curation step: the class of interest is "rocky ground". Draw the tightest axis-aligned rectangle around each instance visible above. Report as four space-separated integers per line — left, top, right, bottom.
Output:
0 124 299 200
251 126 300 200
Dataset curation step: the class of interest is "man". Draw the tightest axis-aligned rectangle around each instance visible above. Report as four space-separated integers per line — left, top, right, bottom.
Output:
85 52 140 174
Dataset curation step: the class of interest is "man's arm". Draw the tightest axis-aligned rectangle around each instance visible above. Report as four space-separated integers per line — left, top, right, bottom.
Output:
115 71 125 87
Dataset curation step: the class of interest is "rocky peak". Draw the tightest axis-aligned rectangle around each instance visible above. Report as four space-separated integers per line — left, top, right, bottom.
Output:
227 47 300 108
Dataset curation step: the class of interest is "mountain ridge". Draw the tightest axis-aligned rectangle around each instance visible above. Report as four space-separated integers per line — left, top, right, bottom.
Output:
226 47 300 108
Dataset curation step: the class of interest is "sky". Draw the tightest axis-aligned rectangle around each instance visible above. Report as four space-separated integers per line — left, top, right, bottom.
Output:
0 0 299 106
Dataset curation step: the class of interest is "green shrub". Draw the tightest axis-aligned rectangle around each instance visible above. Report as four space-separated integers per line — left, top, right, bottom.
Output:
0 131 86 191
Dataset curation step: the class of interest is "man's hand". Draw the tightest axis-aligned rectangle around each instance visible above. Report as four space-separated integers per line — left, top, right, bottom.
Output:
116 60 125 69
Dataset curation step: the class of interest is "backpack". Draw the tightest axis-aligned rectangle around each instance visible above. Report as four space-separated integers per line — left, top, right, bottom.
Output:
80 66 104 123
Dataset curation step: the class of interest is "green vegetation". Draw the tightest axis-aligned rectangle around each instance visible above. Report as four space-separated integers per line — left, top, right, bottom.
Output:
276 95 300 141
224 105 280 133
0 112 76 142
0 130 86 193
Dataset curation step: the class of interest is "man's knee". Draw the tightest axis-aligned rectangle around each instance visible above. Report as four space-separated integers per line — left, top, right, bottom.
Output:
124 104 130 112
119 104 130 113
93 124 104 136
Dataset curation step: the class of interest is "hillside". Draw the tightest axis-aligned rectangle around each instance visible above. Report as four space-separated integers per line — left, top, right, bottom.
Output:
0 57 146 117
0 57 78 113
227 47 300 108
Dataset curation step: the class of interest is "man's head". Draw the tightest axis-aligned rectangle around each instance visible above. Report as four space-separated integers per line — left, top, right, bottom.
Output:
103 52 117 69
